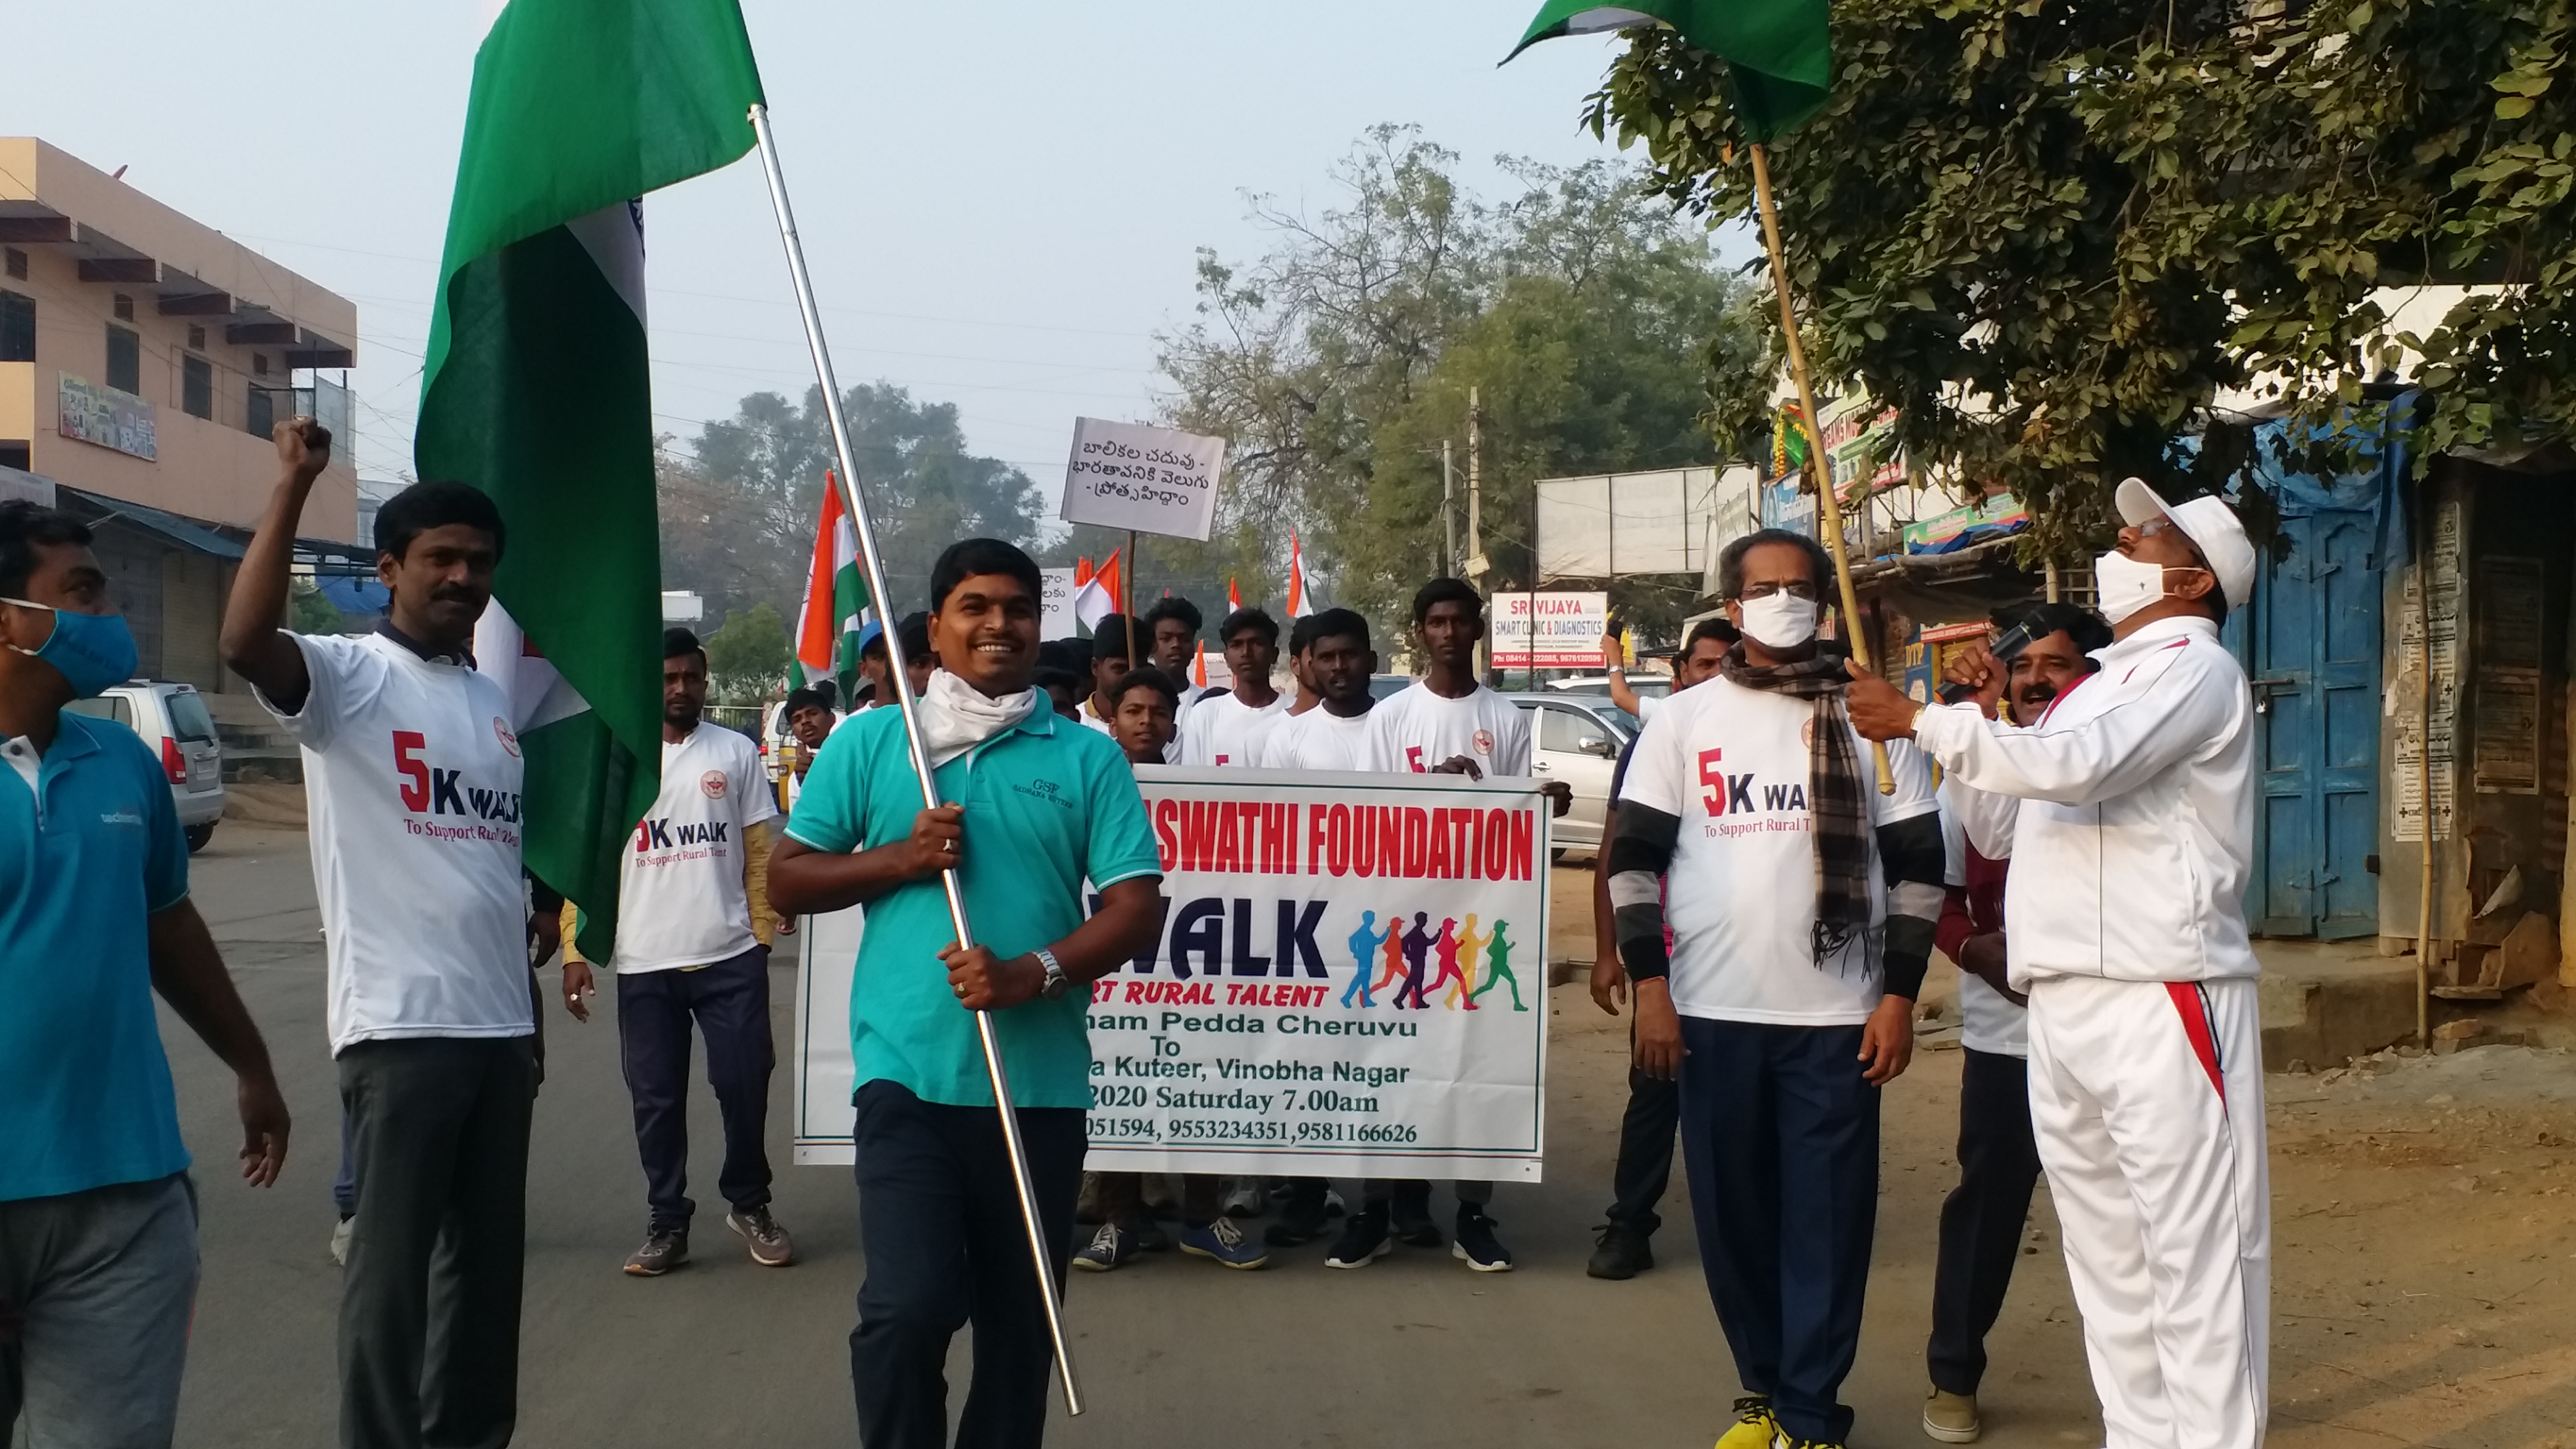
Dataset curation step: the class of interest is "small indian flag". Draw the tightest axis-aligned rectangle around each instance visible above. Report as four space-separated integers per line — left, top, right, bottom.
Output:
1072 549 1121 632
415 0 765 960
790 470 869 703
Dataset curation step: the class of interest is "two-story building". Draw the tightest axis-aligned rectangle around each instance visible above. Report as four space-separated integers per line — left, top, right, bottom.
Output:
1 136 361 692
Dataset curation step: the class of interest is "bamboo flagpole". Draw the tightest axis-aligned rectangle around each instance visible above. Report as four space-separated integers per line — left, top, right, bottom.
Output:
1748 142 1895 795
747 103 1086 1415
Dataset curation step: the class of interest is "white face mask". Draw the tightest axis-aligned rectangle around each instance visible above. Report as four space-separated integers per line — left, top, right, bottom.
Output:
2094 550 2171 624
1736 593 1821 650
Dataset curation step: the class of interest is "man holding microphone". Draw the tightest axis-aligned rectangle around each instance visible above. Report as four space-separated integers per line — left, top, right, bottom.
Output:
1844 479 2265 1449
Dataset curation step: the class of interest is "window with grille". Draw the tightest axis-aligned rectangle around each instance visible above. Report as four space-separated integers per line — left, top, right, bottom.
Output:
106 324 141 394
183 356 213 419
0 289 31 362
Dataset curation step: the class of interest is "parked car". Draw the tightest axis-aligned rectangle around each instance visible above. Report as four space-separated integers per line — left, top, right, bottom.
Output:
1547 672 1672 703
1504 692 1636 857
63 680 227 851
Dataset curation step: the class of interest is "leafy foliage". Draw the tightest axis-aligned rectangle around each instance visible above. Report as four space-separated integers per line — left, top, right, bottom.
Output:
1582 0 2575 560
1159 125 1756 640
701 603 789 704
662 383 1042 624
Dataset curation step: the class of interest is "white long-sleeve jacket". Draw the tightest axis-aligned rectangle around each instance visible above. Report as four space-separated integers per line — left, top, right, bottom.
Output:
1911 615 2256 988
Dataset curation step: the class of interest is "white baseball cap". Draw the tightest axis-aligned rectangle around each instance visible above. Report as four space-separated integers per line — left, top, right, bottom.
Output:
2114 477 2255 612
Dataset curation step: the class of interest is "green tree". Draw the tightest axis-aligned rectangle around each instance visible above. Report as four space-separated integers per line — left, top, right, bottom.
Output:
1579 0 2575 559
289 579 346 635
667 383 1044 624
702 603 789 704
1159 126 1755 642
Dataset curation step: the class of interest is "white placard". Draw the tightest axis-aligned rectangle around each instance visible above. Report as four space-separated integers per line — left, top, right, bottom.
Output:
1489 591 1610 671
790 906 865 1164
1039 567 1077 640
1058 417 1225 542
791 769 1550 1181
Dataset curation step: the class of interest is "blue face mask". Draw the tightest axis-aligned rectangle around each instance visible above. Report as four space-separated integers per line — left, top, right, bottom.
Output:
4 599 140 699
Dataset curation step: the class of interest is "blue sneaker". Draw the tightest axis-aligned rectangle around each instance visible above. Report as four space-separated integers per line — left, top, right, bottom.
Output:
1176 1216 1270 1270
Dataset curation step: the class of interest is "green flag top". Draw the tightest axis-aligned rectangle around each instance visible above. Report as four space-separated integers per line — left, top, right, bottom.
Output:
1507 0 1831 144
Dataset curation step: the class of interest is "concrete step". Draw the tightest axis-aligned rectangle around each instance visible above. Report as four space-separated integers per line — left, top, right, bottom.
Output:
2258 938 2426 1069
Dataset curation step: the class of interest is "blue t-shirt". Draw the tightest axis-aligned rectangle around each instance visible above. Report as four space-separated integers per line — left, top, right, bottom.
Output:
785 703 1160 1108
1 712 191 1201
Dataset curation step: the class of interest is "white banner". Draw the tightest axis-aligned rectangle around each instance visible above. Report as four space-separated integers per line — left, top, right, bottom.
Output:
792 769 1550 1180
1489 591 1609 670
1057 416 1225 542
1039 566 1077 640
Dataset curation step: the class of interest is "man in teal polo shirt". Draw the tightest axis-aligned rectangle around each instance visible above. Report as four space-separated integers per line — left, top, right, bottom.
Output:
0 500 291 1446
771 537 1163 1449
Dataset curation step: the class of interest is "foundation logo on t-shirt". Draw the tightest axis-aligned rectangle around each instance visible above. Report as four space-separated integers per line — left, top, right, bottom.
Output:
1472 729 1494 756
700 770 727 801
493 717 520 758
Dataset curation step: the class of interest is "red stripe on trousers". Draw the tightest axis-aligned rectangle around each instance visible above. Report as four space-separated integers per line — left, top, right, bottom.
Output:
2165 981 2227 1104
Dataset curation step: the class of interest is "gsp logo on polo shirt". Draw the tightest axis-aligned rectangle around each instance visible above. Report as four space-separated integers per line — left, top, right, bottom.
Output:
392 730 523 837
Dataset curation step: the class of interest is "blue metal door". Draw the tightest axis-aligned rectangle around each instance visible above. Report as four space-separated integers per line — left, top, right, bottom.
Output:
2243 512 2381 937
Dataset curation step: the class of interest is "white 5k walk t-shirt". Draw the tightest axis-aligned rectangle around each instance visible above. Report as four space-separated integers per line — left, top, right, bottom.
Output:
606 724 778 973
1357 682 1532 777
1616 675 1938 1026
1256 705 1372 771
1179 689 1290 766
260 632 533 1055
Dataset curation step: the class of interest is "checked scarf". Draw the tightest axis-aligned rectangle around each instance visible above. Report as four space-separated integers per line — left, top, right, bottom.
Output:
1718 643 1874 964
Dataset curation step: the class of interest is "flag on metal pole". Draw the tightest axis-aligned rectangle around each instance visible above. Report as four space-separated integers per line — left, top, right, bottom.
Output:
415 0 765 960
790 470 869 703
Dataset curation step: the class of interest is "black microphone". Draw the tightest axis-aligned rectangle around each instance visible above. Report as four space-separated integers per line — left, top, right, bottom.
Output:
1936 621 2038 704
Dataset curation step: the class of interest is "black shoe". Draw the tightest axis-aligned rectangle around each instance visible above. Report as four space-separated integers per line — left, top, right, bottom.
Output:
1265 1187 1332 1246
1451 1208 1513 1272
1586 1222 1654 1279
1389 1186 1441 1248
623 1227 688 1276
1133 1216 1173 1253
1323 1206 1394 1269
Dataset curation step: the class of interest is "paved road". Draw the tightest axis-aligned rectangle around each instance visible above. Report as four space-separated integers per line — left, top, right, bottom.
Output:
160 823 2103 1448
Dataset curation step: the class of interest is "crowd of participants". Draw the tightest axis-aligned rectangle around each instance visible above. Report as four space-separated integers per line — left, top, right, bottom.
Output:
2 416 2271 1449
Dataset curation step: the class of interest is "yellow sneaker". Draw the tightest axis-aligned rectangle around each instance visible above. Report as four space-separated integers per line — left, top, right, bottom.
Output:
1713 1395 1777 1449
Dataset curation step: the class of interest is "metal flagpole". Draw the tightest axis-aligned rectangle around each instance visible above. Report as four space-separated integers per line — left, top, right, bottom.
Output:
747 102 1085 1416
1749 142 1895 795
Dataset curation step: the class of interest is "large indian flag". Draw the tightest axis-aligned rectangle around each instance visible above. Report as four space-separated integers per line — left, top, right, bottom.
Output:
417 0 765 960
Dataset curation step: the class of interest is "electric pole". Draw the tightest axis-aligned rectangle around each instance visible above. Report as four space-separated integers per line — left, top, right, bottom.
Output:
1467 386 1486 678
1441 437 1457 577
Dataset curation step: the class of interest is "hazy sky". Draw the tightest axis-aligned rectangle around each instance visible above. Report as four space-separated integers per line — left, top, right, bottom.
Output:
13 2 1693 510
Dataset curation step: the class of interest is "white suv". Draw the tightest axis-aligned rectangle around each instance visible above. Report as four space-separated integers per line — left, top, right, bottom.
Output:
64 681 228 852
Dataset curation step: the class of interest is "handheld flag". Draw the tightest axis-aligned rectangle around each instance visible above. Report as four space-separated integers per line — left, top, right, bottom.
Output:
790 470 870 703
1072 549 1121 632
1285 532 1316 618
1227 577 1243 611
414 0 764 961
1505 0 1830 143
1192 641 1209 689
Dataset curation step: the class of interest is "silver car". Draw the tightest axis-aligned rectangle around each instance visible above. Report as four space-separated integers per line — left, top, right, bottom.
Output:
65 680 228 852
1505 692 1636 858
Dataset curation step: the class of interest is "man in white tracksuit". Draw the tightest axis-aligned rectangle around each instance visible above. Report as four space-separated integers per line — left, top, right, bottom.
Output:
1845 478 2264 1449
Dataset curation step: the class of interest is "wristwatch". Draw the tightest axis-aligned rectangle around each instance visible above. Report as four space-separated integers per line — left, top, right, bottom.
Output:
1035 946 1071 1001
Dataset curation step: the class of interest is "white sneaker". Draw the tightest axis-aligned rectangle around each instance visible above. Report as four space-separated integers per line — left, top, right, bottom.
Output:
330 1216 353 1267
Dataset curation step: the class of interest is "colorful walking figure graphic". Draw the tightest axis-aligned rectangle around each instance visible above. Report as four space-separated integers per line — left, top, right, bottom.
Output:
1398 913 1435 1010
1447 915 1490 1010
1471 920 1527 1011
1344 911 1392 1008
1424 917 1473 1010
1370 912 1409 1005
